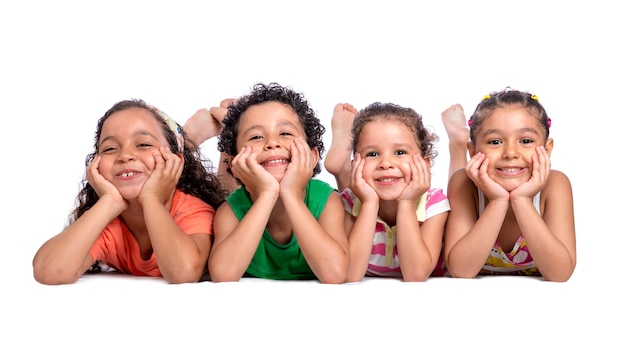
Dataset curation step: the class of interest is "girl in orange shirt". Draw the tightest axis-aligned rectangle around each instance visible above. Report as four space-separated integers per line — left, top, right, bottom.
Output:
33 99 229 284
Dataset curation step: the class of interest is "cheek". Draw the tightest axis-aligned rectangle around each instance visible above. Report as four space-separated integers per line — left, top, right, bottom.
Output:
96 156 115 177
360 161 376 178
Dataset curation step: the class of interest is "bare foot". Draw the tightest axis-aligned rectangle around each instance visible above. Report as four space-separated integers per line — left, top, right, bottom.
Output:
184 98 237 146
441 104 470 179
325 103 358 191
442 103 469 145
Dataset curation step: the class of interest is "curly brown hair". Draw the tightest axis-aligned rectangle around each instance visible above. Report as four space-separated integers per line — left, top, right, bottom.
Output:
351 102 439 166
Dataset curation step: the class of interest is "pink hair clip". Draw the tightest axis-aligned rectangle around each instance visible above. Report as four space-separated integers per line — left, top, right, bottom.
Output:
547 117 552 128
467 118 473 127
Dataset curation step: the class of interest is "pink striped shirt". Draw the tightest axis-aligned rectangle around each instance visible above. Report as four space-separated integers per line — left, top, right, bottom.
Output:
341 188 450 277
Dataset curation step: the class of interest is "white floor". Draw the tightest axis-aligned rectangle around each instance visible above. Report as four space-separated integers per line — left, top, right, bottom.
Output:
2 1 624 362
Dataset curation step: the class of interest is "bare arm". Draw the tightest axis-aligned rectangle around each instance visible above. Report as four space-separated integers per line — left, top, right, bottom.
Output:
444 169 508 278
138 147 212 283
505 147 576 281
281 138 349 283
395 154 446 281
344 154 379 282
208 191 278 282
33 155 127 284
32 196 124 284
208 146 280 282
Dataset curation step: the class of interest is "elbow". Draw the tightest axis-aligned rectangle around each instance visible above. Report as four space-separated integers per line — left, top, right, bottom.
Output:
208 272 241 283
445 265 479 279
315 255 349 284
319 275 346 284
402 271 429 282
401 265 433 282
542 269 576 283
162 262 205 284
33 264 80 285
206 261 242 283
317 262 349 284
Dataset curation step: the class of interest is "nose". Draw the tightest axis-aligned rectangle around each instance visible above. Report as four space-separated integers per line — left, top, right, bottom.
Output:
264 136 281 150
377 154 394 169
117 145 136 162
502 143 519 159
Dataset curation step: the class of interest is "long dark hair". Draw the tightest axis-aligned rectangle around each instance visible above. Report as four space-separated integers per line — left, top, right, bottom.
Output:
70 99 229 224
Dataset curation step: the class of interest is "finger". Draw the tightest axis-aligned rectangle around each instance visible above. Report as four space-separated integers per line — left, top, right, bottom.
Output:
413 154 430 185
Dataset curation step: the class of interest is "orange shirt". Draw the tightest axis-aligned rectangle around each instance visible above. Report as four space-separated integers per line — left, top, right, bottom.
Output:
89 190 215 276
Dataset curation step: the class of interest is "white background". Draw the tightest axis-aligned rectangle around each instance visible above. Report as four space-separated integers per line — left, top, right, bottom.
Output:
1 1 623 362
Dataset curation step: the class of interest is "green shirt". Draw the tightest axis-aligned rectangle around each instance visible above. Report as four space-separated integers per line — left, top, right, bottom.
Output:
226 179 335 280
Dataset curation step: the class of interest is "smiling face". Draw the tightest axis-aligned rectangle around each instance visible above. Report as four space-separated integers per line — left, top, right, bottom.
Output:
235 101 306 180
97 107 170 199
468 105 553 191
356 118 426 200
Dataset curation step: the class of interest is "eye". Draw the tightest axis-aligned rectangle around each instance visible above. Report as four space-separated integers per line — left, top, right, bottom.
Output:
520 138 534 144
364 151 379 157
280 131 294 136
487 139 502 145
248 135 263 141
137 142 153 148
100 145 117 153
395 149 408 156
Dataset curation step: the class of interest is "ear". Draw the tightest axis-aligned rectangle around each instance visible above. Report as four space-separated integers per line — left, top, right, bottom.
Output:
423 155 432 168
467 141 477 157
544 138 554 156
311 146 320 165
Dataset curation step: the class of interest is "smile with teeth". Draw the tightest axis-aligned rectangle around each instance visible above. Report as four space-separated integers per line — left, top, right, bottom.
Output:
119 171 139 177
262 159 289 166
376 177 401 183
497 167 523 172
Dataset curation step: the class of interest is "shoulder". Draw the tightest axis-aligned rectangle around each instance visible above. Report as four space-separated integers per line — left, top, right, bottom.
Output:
174 190 215 213
547 169 571 185
543 169 573 198
307 179 336 201
447 168 476 196
309 179 335 192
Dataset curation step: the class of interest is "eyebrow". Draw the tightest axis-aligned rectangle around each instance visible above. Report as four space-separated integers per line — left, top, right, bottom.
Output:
482 127 539 137
99 130 159 146
240 120 301 135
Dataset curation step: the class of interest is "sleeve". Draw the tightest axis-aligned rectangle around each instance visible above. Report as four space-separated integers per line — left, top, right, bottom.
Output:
424 187 450 220
173 193 216 236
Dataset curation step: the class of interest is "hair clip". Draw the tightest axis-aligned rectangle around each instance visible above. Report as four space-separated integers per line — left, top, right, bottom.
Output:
467 118 473 127
482 95 491 101
531 94 539 102
151 106 184 152
547 117 552 128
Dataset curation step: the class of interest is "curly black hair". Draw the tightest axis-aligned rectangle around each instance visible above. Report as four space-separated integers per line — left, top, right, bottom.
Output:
217 82 325 177
351 102 439 167
70 99 229 224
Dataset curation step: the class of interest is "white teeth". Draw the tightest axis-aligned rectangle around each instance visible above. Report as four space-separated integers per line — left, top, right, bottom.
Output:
121 172 137 177
263 159 288 165
377 178 398 183
500 168 521 172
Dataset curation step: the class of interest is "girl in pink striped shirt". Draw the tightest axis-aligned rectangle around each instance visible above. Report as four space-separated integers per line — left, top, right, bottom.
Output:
325 102 450 282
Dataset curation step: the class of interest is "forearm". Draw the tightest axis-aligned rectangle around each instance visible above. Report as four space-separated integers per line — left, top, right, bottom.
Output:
395 207 435 281
284 196 348 284
346 204 378 282
447 201 508 278
142 198 208 283
209 193 277 282
33 197 122 284
512 199 576 281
